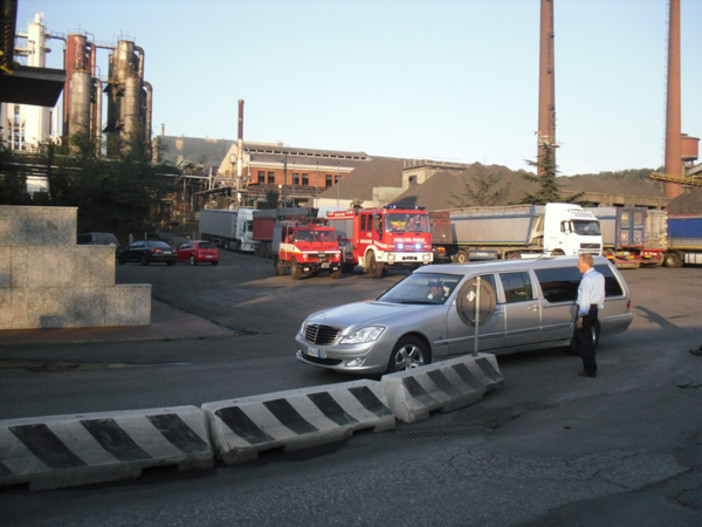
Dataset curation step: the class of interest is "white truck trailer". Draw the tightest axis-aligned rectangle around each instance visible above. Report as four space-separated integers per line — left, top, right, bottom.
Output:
198 208 257 252
431 202 602 262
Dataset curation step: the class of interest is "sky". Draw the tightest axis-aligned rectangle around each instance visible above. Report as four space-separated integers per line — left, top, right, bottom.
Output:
14 0 702 176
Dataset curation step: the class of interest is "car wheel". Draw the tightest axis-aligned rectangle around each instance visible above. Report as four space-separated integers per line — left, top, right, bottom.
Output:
388 336 430 372
291 259 303 280
569 319 600 355
141 254 150 266
167 261 175 266
211 261 218 266
189 255 197 266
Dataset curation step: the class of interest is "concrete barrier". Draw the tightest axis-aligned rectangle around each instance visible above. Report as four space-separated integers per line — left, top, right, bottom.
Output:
381 353 503 423
203 380 395 464
0 406 213 490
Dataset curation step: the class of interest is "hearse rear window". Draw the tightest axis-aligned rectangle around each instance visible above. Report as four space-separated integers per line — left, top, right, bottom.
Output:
535 264 624 303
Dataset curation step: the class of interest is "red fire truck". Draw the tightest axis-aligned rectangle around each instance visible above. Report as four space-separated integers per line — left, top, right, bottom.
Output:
327 206 433 278
272 220 342 280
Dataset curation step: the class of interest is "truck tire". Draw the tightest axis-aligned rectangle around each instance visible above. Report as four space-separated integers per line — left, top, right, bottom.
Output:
291 259 303 280
366 252 383 279
189 255 197 266
454 250 469 263
274 256 286 276
664 251 683 268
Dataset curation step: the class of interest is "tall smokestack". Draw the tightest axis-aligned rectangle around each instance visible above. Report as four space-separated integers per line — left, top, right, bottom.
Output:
537 0 556 176
237 99 244 188
664 0 682 198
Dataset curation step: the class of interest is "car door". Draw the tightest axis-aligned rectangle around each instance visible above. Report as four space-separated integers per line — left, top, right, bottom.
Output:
498 270 542 348
177 242 192 262
533 266 579 344
446 273 505 355
127 241 145 262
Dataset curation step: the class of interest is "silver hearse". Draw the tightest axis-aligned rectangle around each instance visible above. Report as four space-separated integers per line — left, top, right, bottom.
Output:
295 256 633 375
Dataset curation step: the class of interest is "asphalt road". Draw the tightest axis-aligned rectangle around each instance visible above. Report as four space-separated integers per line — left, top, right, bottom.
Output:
0 252 700 526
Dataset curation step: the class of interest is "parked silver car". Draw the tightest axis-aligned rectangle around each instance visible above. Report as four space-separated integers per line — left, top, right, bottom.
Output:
295 256 633 375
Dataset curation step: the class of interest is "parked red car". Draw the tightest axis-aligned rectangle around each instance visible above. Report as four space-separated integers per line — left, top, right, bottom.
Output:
176 240 219 265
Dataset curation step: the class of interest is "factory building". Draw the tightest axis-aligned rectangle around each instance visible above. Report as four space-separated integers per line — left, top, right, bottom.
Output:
0 14 61 151
1 12 152 157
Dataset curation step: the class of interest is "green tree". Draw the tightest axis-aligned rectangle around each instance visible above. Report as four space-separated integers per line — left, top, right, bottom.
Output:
449 166 508 207
2 132 175 242
262 189 279 209
520 143 582 204
0 137 31 204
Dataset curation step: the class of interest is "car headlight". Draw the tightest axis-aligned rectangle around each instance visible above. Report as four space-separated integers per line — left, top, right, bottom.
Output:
339 326 385 344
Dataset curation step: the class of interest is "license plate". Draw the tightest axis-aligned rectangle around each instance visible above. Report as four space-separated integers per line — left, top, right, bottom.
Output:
321 262 330 268
306 346 325 358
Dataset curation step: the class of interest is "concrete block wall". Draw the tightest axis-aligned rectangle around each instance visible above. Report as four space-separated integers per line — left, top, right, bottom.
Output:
0 205 151 330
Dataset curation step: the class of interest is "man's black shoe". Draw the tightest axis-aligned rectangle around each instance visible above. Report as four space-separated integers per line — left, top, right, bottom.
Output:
578 371 597 378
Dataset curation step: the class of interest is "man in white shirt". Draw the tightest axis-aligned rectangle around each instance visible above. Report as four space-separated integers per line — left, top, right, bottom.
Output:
576 254 605 377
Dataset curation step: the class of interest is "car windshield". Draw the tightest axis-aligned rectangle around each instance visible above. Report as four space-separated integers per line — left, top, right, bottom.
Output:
294 229 335 242
572 220 601 236
377 272 462 305
385 213 430 233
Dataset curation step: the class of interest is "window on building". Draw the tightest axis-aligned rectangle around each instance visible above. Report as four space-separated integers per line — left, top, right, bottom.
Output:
325 175 333 187
301 173 309 186
257 171 265 184
293 173 300 186
268 172 275 184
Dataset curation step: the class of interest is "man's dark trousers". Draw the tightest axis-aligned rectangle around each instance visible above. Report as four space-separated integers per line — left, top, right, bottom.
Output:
578 305 598 375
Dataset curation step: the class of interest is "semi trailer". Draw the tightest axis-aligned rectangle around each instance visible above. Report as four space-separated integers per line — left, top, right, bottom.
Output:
431 203 602 262
198 208 257 252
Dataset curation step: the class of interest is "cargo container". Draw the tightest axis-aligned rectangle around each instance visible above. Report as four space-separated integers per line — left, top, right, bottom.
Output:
664 213 702 267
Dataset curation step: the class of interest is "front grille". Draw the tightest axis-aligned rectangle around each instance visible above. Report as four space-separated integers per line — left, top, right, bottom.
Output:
304 324 340 345
580 243 601 249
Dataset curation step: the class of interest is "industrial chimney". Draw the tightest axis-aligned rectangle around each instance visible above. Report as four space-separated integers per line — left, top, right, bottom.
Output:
237 99 244 189
537 0 556 176
664 0 682 198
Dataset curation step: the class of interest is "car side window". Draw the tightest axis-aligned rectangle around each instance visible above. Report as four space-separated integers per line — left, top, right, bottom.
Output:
595 264 625 297
534 267 580 303
500 272 533 303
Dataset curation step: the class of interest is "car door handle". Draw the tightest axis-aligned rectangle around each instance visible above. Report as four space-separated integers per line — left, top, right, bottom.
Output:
527 304 540 311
